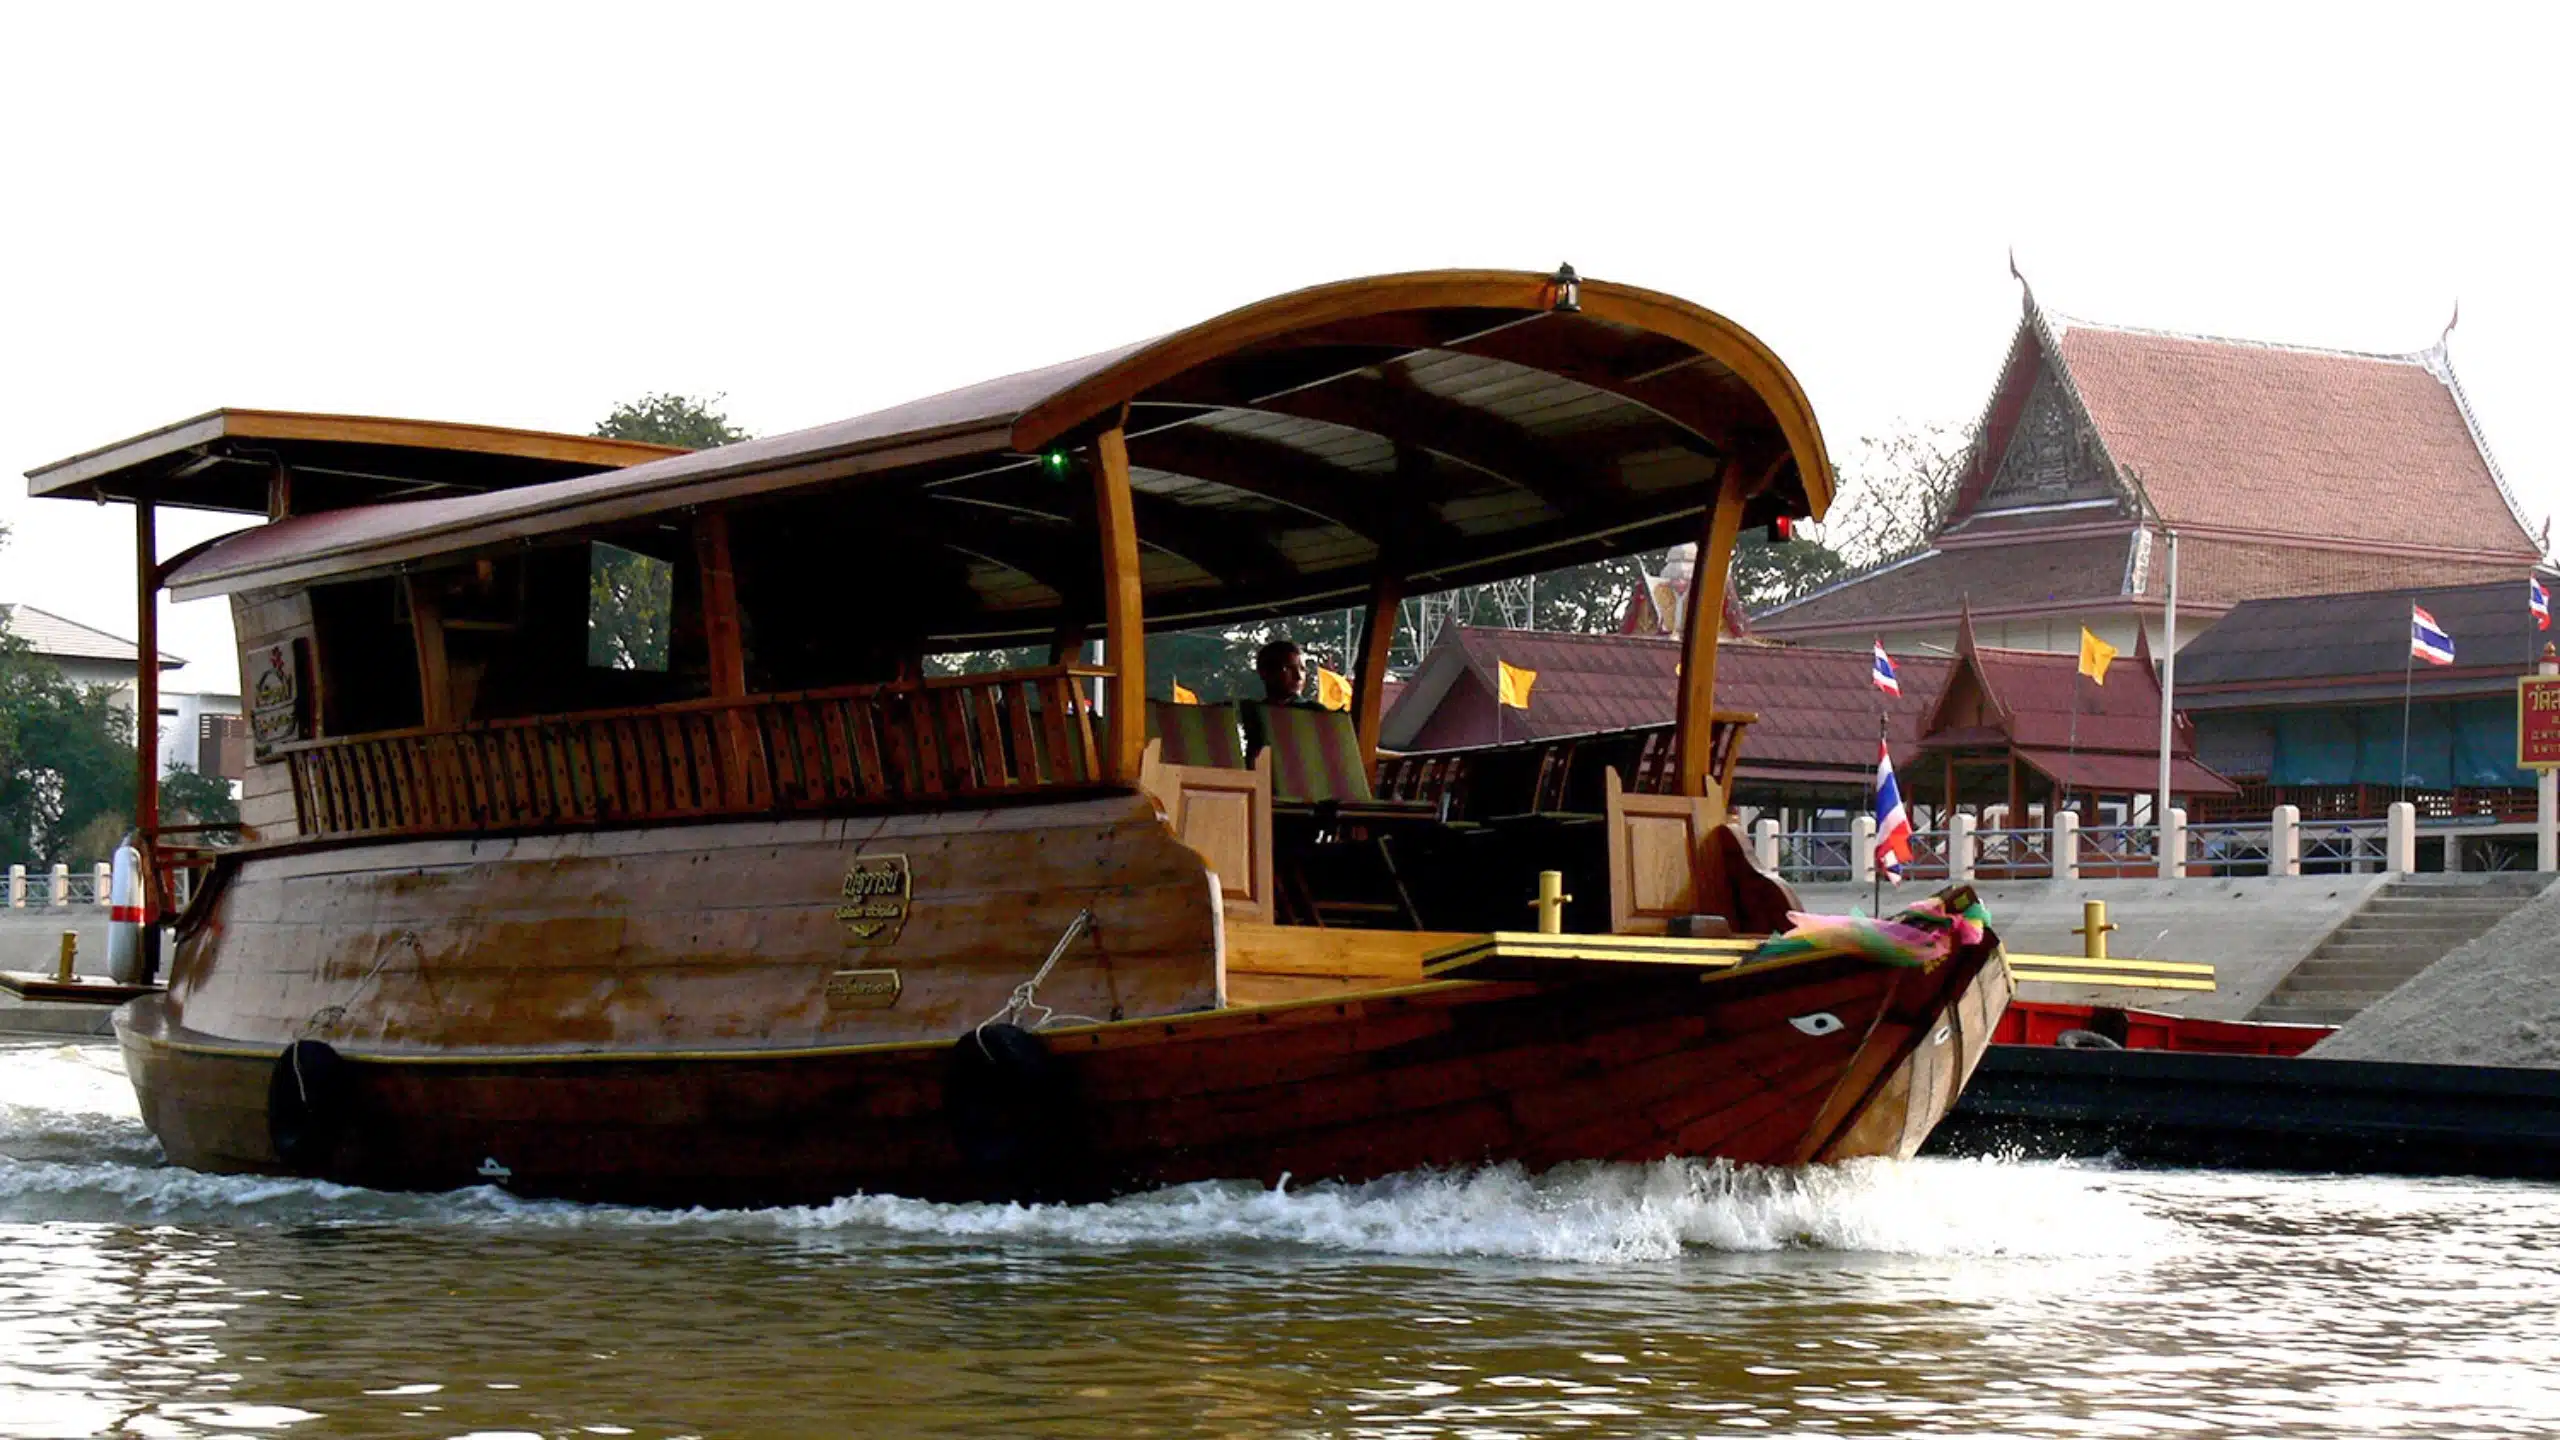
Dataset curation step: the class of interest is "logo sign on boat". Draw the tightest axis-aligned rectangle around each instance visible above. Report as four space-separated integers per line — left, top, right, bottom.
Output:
836 853 912 944
2520 676 2560 769
824 967 903 1010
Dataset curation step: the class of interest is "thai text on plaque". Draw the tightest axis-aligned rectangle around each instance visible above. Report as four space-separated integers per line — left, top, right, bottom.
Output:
836 853 912 944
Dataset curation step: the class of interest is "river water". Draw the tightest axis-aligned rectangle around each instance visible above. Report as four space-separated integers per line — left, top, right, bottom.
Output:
5 1040 2559 1439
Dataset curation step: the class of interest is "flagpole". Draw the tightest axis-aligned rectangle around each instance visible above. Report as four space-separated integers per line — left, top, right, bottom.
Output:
2155 528 2178 842
1873 711 1886 917
2401 599 2416 807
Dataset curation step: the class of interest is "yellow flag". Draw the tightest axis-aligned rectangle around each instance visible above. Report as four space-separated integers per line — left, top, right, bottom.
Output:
2077 627 2118 686
1171 681 1199 705
1316 667 1353 711
1497 660 1538 710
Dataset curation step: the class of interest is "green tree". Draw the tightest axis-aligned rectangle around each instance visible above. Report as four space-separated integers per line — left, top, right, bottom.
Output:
586 543 674 671
0 619 138 863
159 764 240 828
594 392 752 450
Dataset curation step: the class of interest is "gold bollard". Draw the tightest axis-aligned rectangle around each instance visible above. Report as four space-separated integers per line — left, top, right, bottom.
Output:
2071 899 2117 960
1530 870 1573 935
56 931 77 984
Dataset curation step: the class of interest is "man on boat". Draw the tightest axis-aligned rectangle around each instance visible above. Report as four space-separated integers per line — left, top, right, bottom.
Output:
1242 638 1316 761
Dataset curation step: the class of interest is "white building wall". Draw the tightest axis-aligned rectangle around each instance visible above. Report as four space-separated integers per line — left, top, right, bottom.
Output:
159 692 243 779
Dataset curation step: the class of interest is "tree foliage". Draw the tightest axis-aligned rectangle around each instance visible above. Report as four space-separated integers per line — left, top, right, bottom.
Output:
586 543 674 671
593 392 751 451
159 764 240 828
0 608 138 864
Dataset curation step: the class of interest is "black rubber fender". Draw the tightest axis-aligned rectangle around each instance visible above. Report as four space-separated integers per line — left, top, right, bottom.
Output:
2055 1028 2125 1051
268 1039 350 1172
944 1023 1089 1200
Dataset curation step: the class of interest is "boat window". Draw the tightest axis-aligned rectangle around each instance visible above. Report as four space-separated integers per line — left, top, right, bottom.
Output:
588 542 673 672
309 577 424 735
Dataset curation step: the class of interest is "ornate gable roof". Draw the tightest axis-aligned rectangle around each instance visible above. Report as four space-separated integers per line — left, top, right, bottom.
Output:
2053 320 2538 556
1756 285 2543 639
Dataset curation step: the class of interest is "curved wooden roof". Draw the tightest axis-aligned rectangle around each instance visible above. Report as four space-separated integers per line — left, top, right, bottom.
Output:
149 270 1835 633
26 408 683 513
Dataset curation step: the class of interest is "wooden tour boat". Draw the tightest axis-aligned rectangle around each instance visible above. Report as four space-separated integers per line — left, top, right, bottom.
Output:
33 268 2009 1206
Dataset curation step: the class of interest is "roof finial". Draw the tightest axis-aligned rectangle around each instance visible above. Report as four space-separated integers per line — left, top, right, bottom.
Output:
2441 298 2461 350
2008 247 2036 316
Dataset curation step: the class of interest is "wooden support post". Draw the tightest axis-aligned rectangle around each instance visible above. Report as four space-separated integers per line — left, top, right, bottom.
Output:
407 579 451 728
1671 482 1747 804
694 510 746 700
1351 571 1402 778
133 501 160 919
693 510 754 803
1092 426 1146 783
2006 754 2023 835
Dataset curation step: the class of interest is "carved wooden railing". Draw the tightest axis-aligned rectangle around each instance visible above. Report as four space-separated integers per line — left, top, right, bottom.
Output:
1374 714 1755 821
279 665 1109 840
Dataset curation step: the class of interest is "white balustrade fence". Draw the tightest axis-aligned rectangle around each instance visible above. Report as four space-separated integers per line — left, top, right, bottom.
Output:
1768 802 2445 885
3 862 113 909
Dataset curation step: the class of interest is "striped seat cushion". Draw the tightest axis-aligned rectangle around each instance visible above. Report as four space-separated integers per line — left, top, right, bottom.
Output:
1246 703 1375 804
1146 700 1246 770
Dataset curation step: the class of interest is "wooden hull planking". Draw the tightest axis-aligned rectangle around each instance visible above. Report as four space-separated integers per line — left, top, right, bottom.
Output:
118 927 2006 1207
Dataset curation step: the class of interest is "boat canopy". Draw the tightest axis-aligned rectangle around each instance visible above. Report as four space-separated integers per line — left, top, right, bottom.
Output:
27 409 681 516
84 270 1831 637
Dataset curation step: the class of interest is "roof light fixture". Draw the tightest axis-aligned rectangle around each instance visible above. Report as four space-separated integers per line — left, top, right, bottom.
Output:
1550 263 1580 313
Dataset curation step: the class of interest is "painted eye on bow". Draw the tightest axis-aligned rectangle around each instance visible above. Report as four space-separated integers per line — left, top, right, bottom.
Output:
1790 1012 1844 1036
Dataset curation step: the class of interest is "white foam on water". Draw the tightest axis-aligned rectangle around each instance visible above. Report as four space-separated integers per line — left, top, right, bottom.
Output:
0 1041 2175 1263
755 1154 2174 1264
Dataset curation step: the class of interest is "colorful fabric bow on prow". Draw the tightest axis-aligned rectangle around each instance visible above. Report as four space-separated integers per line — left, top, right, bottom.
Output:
1747 884 1992 970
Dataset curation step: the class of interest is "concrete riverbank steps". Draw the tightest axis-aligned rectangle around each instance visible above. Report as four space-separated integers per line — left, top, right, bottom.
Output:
2250 873 2555 1027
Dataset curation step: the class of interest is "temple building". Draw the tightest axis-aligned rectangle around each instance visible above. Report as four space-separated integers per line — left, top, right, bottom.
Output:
1753 289 2544 660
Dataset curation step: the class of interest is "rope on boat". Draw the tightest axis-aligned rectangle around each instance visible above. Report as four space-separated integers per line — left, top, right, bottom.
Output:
977 907 1098 1044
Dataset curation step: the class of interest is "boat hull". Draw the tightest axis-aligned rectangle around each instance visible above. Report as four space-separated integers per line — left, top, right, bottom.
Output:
118 940 2009 1207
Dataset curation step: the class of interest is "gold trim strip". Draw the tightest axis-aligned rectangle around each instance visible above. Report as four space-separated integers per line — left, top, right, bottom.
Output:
2010 968 2218 991
2006 951 2217 976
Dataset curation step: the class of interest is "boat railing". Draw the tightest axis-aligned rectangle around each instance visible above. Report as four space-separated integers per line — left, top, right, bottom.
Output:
1372 713 1754 822
273 664 1111 840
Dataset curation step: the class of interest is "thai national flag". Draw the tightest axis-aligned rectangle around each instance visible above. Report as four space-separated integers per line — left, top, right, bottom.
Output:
2533 577 2550 632
1871 641 1901 696
2411 604 2456 666
1873 739 1913 883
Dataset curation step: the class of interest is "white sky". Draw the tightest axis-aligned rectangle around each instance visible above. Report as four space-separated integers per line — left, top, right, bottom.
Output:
3 3 2552 694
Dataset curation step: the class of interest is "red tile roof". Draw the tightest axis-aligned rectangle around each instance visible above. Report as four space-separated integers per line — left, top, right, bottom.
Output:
1754 306 2542 641
2056 324 2537 557
1756 529 2135 631
1376 626 1951 786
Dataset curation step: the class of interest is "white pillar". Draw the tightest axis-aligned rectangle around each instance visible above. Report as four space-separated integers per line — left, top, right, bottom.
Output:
2272 804 2301 878
2159 806 2187 880
2387 801 2417 875
1850 815 1877 884
1948 812 1976 882
49 864 69 906
1752 818 1781 874
2543 769 2558 873
93 862 111 905
6 865 21 908
2052 810 2080 881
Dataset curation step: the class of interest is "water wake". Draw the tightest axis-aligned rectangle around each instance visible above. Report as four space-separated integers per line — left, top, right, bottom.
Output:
0 1040 2168 1263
